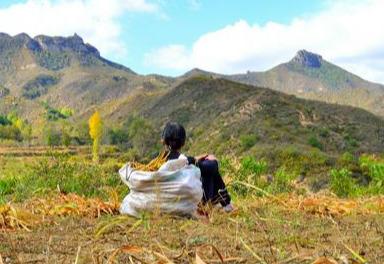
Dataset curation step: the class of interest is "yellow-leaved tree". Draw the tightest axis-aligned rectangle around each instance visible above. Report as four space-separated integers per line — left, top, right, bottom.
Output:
89 111 103 163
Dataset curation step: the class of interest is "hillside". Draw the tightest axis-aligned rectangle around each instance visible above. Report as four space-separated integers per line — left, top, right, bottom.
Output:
227 50 384 117
0 33 383 159
1 35 384 264
3 76 384 263
0 33 172 128
111 77 384 157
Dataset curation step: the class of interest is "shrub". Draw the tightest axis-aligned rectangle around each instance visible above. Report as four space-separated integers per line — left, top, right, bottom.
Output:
344 134 359 149
125 115 159 157
108 127 130 146
62 129 72 147
46 108 67 121
0 115 11 126
360 155 384 194
35 50 70 71
22 74 59 99
218 157 236 175
240 134 259 150
44 127 62 146
72 121 92 145
240 156 268 176
60 107 74 118
330 168 357 197
319 127 330 138
308 135 323 150
339 152 356 164
42 103 73 121
0 125 22 141
229 156 268 196
267 168 294 194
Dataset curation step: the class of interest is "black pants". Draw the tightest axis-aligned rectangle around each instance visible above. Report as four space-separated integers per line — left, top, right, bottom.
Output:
198 159 231 206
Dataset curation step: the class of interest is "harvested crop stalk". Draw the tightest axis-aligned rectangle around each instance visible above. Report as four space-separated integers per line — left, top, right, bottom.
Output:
0 204 40 231
342 243 368 263
130 151 169 172
240 237 266 264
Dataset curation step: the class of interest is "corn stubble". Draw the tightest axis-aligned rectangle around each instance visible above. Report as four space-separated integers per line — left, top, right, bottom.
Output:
0 190 120 231
130 151 169 172
2 191 384 233
0 204 40 231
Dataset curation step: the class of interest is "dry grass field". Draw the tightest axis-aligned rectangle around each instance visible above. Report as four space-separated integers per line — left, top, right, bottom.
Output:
1 149 383 263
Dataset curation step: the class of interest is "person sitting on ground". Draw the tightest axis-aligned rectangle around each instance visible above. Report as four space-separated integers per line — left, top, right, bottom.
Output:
161 122 234 212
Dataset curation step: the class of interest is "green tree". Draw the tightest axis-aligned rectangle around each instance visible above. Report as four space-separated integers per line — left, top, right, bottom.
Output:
108 127 130 146
61 123 72 147
126 116 157 157
44 126 61 146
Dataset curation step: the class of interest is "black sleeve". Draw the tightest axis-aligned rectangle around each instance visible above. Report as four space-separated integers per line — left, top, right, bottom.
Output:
186 156 197 166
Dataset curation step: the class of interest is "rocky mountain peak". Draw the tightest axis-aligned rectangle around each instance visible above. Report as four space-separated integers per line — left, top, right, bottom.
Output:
0 33 28 48
182 68 214 78
33 33 99 55
0 33 100 57
14 33 32 42
0 32 135 72
291 50 323 68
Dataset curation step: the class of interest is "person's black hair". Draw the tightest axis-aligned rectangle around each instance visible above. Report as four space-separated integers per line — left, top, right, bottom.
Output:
161 122 186 151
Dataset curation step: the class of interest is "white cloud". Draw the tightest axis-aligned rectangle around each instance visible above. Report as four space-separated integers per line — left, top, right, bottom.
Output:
187 0 201 11
145 0 384 83
0 0 159 56
144 44 190 70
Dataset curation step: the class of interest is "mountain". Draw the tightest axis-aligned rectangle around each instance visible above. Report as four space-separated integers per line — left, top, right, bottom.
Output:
0 33 172 123
226 50 384 117
0 33 383 157
135 76 384 156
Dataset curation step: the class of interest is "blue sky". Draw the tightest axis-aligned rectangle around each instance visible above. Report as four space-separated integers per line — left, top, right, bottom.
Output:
0 0 383 82
122 0 324 75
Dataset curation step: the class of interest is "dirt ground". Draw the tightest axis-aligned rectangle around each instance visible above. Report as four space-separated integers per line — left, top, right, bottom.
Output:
1 197 383 264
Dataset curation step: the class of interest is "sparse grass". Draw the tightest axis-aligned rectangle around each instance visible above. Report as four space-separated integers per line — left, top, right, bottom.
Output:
266 167 295 194
329 155 384 197
1 195 384 263
226 156 268 196
240 134 259 150
330 168 358 197
0 153 126 203
1 150 384 263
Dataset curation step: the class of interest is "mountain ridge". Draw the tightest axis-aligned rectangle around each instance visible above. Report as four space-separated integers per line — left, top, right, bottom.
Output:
188 50 384 117
0 32 170 124
138 76 384 155
0 33 383 155
0 32 135 73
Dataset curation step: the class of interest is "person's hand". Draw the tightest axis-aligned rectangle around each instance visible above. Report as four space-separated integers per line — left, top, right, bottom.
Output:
205 154 217 161
195 154 208 161
195 154 217 161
